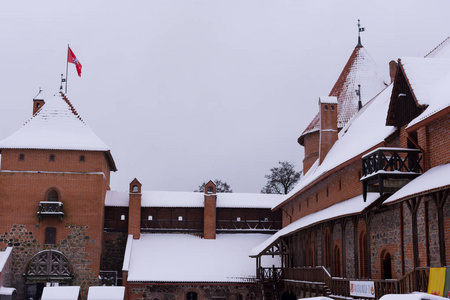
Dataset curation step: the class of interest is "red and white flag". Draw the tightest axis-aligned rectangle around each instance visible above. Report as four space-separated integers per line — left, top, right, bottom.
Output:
67 47 82 77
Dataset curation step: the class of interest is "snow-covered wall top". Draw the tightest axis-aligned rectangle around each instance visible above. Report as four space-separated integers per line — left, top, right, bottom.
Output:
125 233 280 283
0 247 12 273
106 190 284 208
0 93 110 152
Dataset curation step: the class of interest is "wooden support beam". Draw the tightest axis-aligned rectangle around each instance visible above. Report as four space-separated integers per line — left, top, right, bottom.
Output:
432 190 449 267
352 216 359 279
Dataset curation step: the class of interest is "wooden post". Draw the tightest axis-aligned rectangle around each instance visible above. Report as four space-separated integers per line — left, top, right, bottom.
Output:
432 190 448 266
352 216 359 278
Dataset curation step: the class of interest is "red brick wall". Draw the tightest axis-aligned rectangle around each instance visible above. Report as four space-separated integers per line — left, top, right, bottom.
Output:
424 113 450 168
302 131 319 175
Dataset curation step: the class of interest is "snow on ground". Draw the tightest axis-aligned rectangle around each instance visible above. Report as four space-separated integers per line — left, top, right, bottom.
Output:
106 190 284 208
379 292 448 300
124 233 280 283
384 163 450 204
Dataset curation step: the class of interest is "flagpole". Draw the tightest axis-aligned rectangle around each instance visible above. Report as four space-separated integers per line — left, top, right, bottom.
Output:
65 44 69 94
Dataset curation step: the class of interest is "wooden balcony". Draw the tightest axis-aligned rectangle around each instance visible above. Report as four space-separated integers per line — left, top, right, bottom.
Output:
361 147 423 201
37 201 64 222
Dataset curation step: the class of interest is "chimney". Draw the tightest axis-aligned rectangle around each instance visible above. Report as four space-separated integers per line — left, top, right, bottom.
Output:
319 97 338 165
128 178 142 239
203 180 217 239
33 90 45 116
389 60 398 84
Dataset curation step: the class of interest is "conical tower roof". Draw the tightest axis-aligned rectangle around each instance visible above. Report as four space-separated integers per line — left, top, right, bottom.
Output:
299 43 387 142
0 91 117 170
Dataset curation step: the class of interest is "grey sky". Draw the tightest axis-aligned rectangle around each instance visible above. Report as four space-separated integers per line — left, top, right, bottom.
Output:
0 1 449 193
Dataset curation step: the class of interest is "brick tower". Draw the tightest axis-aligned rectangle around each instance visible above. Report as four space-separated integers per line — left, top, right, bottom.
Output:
0 92 117 300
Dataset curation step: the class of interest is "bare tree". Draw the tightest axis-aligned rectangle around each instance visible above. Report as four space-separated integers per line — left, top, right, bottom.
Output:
261 161 301 194
195 179 233 193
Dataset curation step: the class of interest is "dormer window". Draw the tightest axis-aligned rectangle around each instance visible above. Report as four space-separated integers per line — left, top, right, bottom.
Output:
132 185 139 193
49 154 55 162
19 153 25 161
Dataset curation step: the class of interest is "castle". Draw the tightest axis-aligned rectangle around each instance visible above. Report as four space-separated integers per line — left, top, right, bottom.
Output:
1 35 450 300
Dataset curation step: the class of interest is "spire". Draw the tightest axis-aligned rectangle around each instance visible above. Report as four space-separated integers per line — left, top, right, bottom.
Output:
357 19 365 47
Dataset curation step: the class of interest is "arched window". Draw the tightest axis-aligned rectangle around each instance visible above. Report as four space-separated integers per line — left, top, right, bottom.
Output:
45 227 56 245
334 245 341 277
359 231 368 278
132 185 138 192
324 229 331 268
382 250 392 279
186 292 197 300
47 190 59 202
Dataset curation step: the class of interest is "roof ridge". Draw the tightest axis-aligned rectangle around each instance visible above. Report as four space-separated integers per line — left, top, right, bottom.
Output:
59 91 85 124
424 36 450 58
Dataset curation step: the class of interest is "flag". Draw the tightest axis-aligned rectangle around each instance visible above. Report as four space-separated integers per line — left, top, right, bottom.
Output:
428 267 446 296
67 47 82 77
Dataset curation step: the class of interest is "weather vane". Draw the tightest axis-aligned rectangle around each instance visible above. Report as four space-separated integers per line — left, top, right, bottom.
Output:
357 19 365 47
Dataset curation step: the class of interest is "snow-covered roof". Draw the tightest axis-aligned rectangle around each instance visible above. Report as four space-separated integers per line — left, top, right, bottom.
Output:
87 286 125 300
41 286 80 300
250 193 379 257
277 84 395 210
106 190 284 208
398 57 450 129
384 164 450 205
0 92 111 152
0 247 12 273
300 45 387 140
124 233 280 283
319 96 337 104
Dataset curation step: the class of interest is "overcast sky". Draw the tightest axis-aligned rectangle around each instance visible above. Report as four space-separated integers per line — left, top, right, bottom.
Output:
0 1 449 193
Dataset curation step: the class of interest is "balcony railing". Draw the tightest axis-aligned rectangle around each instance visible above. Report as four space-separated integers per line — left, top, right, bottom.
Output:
361 147 423 200
280 266 429 300
217 220 282 232
38 201 64 222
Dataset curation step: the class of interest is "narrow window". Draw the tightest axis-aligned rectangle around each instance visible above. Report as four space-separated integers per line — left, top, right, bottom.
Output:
132 185 138 192
36 102 41 108
148 215 153 221
120 214 125 221
79 155 85 162
331 105 335 111
236 217 241 221
382 251 392 279
178 216 183 221
324 105 328 111
48 190 59 202
45 227 56 245
49 154 55 162
339 179 342 190
207 186 213 194
326 186 329 197
19 153 25 161
264 217 269 222
316 193 318 202
186 292 197 300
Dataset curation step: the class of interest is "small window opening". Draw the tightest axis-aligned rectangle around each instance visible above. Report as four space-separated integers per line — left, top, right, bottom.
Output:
339 179 342 190
331 105 335 111
186 292 197 300
236 217 241 221
132 185 138 193
80 155 85 162
19 153 25 161
148 215 153 221
178 216 183 221
264 217 269 222
324 105 328 111
49 154 55 162
316 193 318 203
326 186 329 197
207 186 213 194
120 214 125 221
45 227 56 245
36 102 41 108
48 190 59 202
